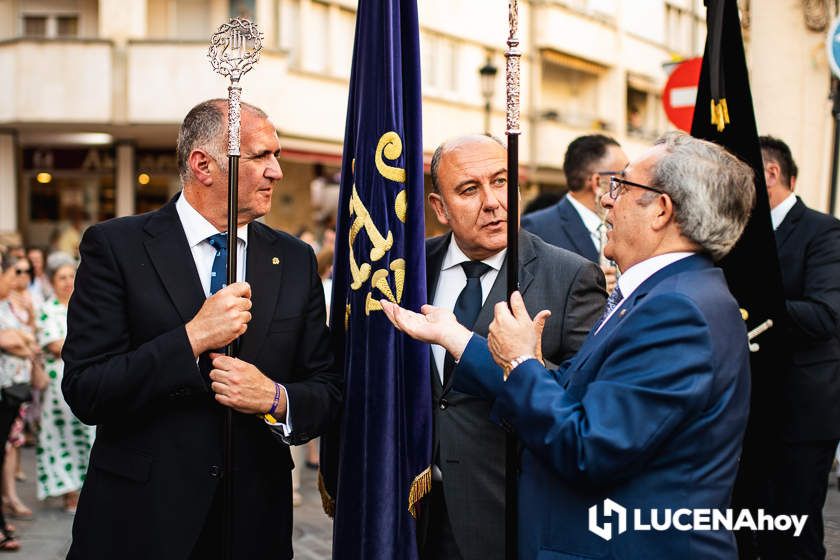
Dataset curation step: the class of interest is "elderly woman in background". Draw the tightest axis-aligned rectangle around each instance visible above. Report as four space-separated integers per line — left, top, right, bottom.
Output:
35 253 93 513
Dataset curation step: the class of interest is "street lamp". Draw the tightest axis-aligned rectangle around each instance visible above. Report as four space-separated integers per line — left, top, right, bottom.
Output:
479 55 498 134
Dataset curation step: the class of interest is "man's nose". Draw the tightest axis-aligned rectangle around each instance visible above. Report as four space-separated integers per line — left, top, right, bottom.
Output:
266 158 283 181
599 190 613 209
481 184 502 210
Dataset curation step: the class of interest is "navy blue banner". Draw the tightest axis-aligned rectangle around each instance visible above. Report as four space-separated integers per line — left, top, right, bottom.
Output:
320 0 431 558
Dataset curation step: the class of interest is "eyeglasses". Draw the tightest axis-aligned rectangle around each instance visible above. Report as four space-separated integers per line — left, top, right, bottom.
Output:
607 176 665 200
14 269 31 276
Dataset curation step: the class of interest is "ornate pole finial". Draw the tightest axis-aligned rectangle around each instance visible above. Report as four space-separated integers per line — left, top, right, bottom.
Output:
208 18 264 156
506 0 522 136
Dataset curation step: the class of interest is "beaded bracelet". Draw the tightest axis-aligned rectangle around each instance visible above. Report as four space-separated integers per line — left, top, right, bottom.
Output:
268 382 281 416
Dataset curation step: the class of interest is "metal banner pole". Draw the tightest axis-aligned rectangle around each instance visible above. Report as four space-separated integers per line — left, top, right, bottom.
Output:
208 19 263 560
505 2 521 559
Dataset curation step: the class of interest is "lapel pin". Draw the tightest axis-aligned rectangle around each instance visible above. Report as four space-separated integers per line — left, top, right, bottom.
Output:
619 309 627 317
272 257 280 265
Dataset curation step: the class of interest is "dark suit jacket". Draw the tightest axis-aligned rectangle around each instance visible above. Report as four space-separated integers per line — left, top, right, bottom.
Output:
521 196 599 263
456 255 751 559
62 195 342 560
775 197 840 442
424 230 605 560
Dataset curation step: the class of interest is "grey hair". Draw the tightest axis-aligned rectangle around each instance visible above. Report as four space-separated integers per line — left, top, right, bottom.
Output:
45 251 77 280
176 99 268 186
430 134 505 193
649 131 755 261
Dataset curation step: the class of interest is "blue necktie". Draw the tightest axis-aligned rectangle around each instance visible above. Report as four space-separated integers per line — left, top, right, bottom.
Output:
207 233 228 296
443 261 492 384
595 285 624 331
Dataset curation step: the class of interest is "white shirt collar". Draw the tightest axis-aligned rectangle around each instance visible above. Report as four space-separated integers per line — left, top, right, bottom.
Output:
770 192 797 230
617 252 696 301
442 236 507 272
176 191 248 247
565 193 602 236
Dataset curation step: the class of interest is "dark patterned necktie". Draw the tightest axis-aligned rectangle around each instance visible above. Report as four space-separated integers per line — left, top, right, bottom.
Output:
207 233 228 296
443 261 492 384
595 285 624 331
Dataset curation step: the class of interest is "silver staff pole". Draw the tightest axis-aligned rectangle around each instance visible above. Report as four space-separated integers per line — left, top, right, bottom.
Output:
208 19 262 560
504 2 521 559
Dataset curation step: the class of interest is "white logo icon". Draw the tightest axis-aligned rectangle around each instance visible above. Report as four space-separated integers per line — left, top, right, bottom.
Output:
588 499 627 541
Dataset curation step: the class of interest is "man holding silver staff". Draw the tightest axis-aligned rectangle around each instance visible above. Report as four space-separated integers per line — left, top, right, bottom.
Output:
62 99 342 560
383 132 755 559
419 134 605 560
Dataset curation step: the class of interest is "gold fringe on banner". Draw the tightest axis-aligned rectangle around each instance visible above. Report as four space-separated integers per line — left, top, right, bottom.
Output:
408 466 432 518
710 98 730 132
318 465 431 519
318 470 336 518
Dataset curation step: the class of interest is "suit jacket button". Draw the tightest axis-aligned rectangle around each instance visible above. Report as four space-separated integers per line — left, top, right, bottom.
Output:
209 465 221 478
439 398 448 410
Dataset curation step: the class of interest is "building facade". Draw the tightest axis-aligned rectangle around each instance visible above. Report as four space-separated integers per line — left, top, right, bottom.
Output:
0 0 706 245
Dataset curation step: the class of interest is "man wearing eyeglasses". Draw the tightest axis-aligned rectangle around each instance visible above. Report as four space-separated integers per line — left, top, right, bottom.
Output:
522 134 628 291
381 132 756 559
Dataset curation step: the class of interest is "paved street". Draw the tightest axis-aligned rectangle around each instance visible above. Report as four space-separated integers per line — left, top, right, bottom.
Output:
14 444 840 558
17 446 333 559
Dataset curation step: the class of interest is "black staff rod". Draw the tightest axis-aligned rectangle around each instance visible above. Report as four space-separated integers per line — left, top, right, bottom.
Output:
223 151 239 560
505 133 520 560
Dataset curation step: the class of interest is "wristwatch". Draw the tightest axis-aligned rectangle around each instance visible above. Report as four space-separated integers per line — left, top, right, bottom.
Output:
505 354 536 380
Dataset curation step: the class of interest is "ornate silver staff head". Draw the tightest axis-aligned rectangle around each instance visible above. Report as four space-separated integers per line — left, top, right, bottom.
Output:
208 18 263 83
208 18 264 155
506 0 522 136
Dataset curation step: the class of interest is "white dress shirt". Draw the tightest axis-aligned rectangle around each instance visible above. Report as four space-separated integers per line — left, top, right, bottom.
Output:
771 192 797 231
595 252 695 333
175 193 292 434
566 193 602 252
431 239 506 384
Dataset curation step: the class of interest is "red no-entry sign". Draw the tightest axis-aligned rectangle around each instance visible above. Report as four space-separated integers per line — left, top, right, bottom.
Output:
662 57 702 132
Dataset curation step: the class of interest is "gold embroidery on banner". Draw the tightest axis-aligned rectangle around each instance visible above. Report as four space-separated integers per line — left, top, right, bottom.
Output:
375 132 407 183
346 133 411 314
350 185 393 261
395 190 407 223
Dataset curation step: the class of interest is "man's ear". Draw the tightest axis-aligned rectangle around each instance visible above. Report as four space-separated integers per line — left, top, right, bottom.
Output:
764 161 781 189
651 193 675 232
428 192 449 226
585 173 601 196
188 149 216 186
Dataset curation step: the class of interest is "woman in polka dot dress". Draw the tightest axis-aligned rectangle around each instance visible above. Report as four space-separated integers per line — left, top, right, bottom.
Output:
35 253 95 512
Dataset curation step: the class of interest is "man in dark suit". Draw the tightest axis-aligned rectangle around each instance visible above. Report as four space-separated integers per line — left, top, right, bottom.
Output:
384 132 756 558
522 134 628 291
760 136 840 560
418 135 606 560
62 99 342 560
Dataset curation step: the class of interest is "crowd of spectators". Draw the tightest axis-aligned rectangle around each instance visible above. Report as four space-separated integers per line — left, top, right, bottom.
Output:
0 241 90 553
